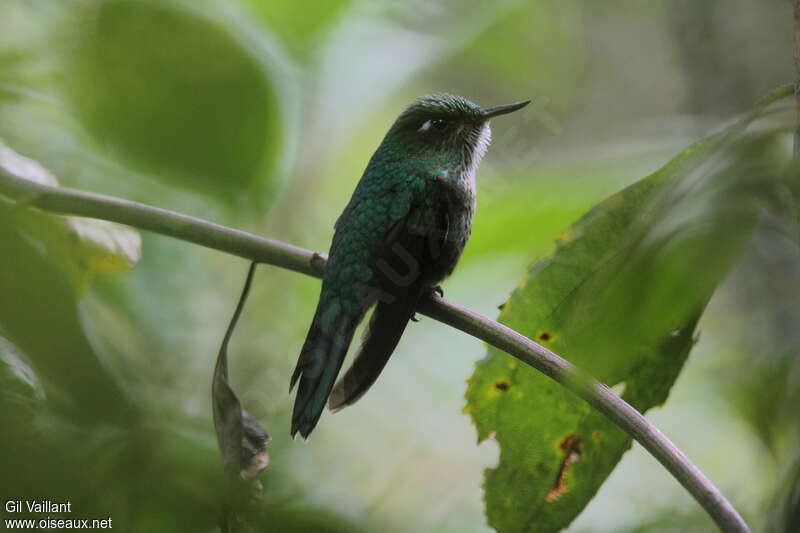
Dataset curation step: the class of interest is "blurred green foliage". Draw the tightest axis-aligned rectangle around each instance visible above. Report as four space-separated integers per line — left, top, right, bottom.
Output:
0 0 797 532
65 0 282 205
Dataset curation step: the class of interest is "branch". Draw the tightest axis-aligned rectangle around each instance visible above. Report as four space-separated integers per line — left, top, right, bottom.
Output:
0 166 751 533
795 0 800 156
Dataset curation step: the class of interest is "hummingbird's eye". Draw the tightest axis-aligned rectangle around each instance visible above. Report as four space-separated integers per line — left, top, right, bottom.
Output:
419 118 448 133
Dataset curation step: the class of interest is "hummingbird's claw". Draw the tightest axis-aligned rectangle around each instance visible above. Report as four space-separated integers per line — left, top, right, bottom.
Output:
310 252 327 275
411 314 420 322
431 285 444 298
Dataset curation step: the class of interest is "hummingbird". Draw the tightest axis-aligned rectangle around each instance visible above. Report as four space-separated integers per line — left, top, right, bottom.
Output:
290 93 529 438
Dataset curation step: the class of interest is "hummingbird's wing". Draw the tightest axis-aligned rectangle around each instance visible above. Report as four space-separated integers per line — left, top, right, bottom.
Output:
327 201 449 411
291 178 449 437
290 189 426 438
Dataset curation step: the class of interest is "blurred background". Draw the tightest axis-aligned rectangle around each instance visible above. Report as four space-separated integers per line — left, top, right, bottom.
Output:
0 0 797 531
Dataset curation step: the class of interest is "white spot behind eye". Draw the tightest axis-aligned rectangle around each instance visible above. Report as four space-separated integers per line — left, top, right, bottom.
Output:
418 120 432 132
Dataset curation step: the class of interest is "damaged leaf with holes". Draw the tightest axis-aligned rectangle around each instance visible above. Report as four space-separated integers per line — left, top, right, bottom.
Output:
465 89 794 533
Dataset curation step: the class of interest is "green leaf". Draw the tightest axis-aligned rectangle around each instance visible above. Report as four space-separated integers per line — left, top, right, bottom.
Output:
0 141 137 421
0 140 141 290
465 88 793 533
63 0 286 207
765 455 800 533
0 336 44 419
241 0 352 61
0 206 130 423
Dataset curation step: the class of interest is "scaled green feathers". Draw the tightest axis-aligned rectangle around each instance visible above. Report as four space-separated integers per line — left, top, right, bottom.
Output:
290 93 529 438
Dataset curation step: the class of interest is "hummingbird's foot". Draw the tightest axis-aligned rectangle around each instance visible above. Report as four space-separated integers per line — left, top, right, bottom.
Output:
430 285 444 298
310 252 327 275
411 314 420 322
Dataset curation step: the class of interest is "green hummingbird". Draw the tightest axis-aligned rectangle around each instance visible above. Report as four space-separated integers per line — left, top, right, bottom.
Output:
290 93 529 438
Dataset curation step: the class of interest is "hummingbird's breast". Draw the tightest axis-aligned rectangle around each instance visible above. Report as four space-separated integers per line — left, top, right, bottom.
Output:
425 168 476 282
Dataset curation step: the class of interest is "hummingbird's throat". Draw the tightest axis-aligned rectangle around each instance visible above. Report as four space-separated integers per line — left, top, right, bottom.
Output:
464 122 492 180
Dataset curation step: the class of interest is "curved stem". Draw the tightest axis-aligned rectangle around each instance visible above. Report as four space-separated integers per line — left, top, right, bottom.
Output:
794 0 800 156
421 298 748 532
0 166 751 532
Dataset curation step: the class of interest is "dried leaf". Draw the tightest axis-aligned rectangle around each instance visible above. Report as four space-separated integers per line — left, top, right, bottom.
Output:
212 263 270 532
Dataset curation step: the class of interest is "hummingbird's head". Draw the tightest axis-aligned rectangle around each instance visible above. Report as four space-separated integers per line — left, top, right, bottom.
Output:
386 93 529 177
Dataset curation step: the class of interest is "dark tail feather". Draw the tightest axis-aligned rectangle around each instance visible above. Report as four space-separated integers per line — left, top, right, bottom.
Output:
328 288 422 412
291 303 357 439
